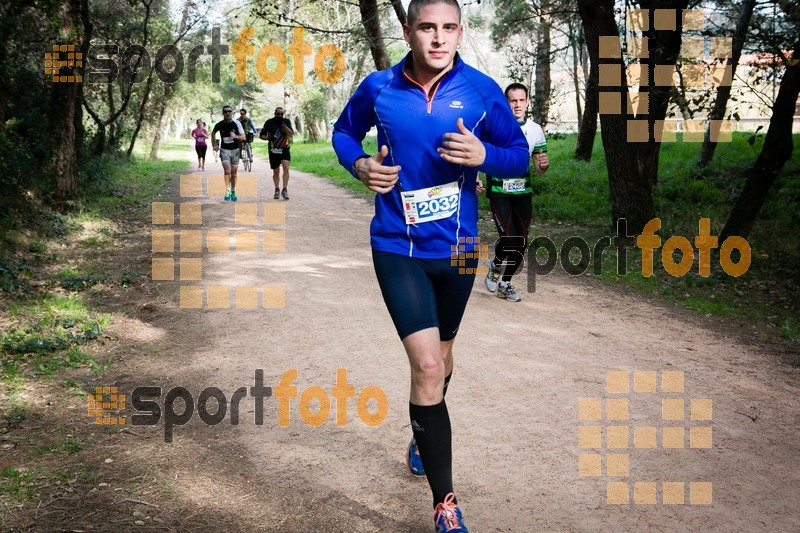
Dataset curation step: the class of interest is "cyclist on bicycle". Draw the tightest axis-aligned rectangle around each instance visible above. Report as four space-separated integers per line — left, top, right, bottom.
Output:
239 109 258 146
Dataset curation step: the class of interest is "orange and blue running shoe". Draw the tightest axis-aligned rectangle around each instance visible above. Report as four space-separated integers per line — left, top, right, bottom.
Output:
434 493 468 532
405 437 425 477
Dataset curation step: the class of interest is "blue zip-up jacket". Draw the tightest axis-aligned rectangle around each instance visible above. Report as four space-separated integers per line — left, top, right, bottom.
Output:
332 53 529 259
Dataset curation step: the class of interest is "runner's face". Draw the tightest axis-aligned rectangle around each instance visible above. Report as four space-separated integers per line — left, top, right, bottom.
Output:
222 108 233 121
506 89 528 121
404 4 462 79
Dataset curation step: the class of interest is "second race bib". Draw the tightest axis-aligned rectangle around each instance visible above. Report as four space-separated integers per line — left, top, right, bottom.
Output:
502 178 526 193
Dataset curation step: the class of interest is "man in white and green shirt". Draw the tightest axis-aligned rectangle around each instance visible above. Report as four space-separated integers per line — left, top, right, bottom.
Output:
483 82 549 302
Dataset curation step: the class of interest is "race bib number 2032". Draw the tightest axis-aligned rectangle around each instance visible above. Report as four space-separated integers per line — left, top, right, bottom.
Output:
401 181 460 225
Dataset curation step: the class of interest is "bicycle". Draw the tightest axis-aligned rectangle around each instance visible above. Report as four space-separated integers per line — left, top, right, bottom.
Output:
240 132 254 172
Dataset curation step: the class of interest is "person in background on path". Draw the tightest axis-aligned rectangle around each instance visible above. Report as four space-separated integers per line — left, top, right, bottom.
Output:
260 107 294 200
482 82 549 302
191 119 209 170
211 105 245 202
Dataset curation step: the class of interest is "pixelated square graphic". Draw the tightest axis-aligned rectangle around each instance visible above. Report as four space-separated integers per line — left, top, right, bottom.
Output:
627 120 649 143
662 398 685 420
578 426 602 449
607 426 629 449
235 286 258 308
151 258 174 281
264 203 286 225
662 427 685 448
599 64 622 86
655 120 678 143
180 285 202 308
236 203 258 225
626 64 648 87
710 37 733 59
662 371 684 392
654 9 676 31
627 36 648 59
579 454 601 477
626 9 648 32
627 93 648 116
236 175 258 197
607 482 629 505
599 36 621 58
180 203 202 225
682 9 705 31
207 286 230 308
88 387 125 425
45 45 84 83
635 482 657 505
709 120 732 143
263 286 286 309
151 202 174 225
179 258 202 281
599 93 621 115
634 426 657 449
180 175 202 197
711 64 733 87
690 427 713 449
691 399 713 420
579 398 601 421
634 371 657 392
690 482 713 504
607 371 629 393
180 230 202 253
681 37 705 60
207 175 227 197
151 230 174 253
684 120 706 142
263 230 286 253
681 64 706 87
606 399 629 420
662 482 685 505
654 65 675 87
207 230 230 253
236 230 259 252
607 453 629 477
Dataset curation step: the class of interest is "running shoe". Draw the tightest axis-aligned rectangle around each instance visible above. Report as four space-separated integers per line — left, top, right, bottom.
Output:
230 191 237 202
434 493 468 533
405 437 425 477
224 191 231 201
274 189 280 200
484 261 500 293
281 188 289 200
496 282 521 302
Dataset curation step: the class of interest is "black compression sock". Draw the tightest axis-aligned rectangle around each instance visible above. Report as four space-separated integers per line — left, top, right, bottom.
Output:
443 372 452 397
410 400 454 507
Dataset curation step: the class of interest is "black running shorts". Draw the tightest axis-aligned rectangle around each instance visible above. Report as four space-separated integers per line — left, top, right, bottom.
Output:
372 250 477 341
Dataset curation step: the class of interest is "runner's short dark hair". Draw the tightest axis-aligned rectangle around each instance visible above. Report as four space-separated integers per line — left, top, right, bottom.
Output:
504 83 529 99
407 0 461 27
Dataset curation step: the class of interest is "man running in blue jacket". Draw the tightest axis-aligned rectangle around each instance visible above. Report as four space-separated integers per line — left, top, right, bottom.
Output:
332 1 528 531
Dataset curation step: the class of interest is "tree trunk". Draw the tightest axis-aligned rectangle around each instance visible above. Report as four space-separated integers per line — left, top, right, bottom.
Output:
720 38 800 240
358 0 390 70
571 17 583 125
389 0 406 27
578 0 688 233
50 0 85 200
532 0 551 127
697 0 757 168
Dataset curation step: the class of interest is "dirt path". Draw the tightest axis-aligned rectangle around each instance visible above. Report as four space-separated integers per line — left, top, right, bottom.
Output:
63 154 800 532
